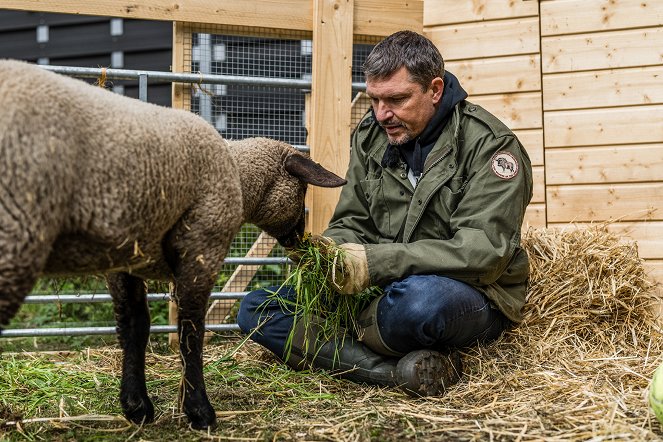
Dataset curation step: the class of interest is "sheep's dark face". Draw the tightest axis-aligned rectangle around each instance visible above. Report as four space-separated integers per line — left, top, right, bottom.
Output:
253 180 308 248
274 201 306 249
248 146 345 249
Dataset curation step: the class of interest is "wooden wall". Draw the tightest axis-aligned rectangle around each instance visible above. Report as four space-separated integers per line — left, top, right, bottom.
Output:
540 0 663 286
423 0 545 229
425 0 663 288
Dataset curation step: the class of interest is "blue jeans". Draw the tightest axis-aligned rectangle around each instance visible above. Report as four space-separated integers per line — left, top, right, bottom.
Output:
237 274 512 359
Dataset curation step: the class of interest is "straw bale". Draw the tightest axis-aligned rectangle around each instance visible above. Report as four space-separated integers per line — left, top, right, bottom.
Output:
429 224 663 440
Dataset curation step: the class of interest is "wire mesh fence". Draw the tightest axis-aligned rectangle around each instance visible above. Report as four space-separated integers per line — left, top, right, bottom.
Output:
2 26 374 345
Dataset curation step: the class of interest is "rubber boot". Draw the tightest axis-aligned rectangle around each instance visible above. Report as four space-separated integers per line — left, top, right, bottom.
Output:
356 294 464 397
285 317 399 386
396 349 463 397
285 317 463 395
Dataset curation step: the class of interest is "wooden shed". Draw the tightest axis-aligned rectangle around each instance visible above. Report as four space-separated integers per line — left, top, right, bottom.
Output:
425 0 663 291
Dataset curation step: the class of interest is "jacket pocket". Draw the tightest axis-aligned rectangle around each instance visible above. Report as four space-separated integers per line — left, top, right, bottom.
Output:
438 176 466 214
359 177 392 238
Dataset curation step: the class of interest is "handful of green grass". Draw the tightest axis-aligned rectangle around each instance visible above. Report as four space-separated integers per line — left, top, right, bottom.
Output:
269 233 381 361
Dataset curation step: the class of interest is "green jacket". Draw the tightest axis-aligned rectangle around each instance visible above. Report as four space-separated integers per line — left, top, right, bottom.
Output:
323 101 533 322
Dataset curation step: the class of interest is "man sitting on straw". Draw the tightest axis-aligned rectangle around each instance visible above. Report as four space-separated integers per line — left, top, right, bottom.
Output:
238 30 533 397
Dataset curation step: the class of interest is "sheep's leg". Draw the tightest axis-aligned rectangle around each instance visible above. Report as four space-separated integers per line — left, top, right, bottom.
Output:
108 272 155 425
0 230 45 329
173 282 216 430
0 268 37 328
166 195 240 430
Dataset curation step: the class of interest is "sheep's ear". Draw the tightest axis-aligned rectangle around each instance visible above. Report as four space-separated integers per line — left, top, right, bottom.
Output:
284 153 347 188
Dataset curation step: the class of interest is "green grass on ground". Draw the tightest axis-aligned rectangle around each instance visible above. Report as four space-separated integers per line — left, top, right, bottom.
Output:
0 338 416 441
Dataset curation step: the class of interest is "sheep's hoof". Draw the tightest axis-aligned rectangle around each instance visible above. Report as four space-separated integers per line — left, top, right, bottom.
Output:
121 394 155 425
185 401 217 430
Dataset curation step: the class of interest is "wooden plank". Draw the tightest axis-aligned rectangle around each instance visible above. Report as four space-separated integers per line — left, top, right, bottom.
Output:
0 0 313 30
543 66 663 111
532 166 545 204
426 17 540 61
545 144 663 185
446 54 541 96
542 27 663 74
470 92 542 130
546 183 663 223
541 0 663 36
548 221 663 260
167 282 178 350
524 203 546 228
0 0 421 36
544 105 663 148
353 0 423 36
514 129 544 166
424 0 538 27
171 23 188 115
645 260 663 289
307 0 353 235
169 22 187 348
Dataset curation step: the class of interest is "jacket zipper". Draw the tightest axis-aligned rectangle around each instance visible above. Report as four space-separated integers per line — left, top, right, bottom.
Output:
421 146 453 179
413 146 452 188
405 146 454 242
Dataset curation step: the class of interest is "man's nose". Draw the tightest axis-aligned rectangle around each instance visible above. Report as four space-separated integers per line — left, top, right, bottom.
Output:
374 101 393 122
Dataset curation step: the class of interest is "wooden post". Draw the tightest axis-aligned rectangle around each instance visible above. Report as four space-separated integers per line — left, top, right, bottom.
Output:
168 21 188 349
307 0 354 234
171 21 188 110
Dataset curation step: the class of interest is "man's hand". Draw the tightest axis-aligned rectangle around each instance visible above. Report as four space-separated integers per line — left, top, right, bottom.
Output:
331 243 370 295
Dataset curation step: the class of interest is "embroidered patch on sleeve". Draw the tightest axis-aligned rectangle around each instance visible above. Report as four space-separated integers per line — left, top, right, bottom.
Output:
491 151 519 180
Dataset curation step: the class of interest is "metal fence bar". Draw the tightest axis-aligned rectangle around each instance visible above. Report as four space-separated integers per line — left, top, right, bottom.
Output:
24 291 249 304
1 324 239 338
38 64 367 91
138 73 148 102
223 257 290 265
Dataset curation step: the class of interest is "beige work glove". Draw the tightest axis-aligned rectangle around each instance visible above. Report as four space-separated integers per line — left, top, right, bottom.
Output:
331 243 370 295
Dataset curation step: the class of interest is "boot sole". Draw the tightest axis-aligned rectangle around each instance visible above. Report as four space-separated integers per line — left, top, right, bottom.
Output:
395 349 462 397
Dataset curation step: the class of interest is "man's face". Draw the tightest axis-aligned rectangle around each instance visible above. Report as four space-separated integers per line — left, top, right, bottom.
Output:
366 66 444 145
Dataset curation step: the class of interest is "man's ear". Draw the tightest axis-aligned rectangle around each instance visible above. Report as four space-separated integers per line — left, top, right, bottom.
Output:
431 77 444 104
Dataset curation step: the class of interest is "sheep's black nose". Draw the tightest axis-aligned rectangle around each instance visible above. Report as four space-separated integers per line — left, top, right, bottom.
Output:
277 234 298 249
276 214 305 249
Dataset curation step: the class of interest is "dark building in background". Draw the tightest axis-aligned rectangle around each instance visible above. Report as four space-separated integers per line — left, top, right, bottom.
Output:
0 10 172 106
0 10 373 146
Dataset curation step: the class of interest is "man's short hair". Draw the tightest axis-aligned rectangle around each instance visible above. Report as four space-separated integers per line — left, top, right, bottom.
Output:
363 30 445 91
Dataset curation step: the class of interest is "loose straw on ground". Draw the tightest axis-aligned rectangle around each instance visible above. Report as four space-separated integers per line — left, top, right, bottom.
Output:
4 225 663 440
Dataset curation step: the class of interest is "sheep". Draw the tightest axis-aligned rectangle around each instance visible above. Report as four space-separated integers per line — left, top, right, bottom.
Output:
0 59 346 430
